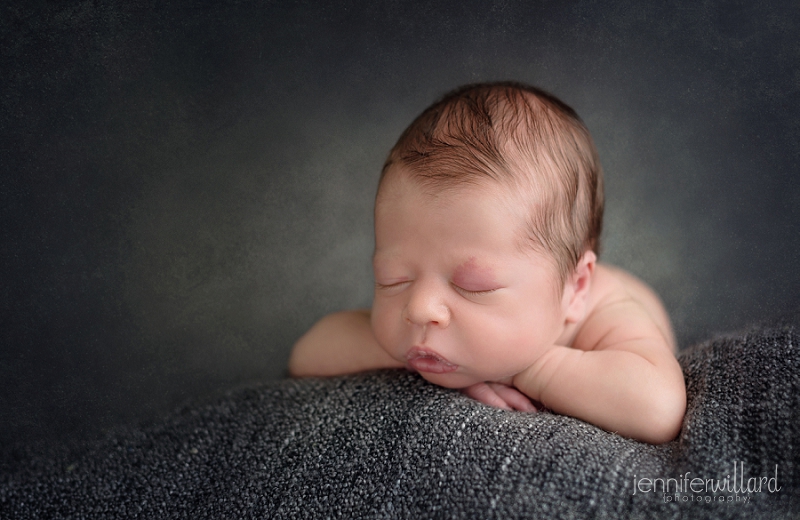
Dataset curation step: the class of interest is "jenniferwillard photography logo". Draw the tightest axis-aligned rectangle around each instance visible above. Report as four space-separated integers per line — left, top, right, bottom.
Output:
631 461 781 504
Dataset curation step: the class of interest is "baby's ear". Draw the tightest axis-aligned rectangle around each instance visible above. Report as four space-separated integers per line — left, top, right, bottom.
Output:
563 251 596 324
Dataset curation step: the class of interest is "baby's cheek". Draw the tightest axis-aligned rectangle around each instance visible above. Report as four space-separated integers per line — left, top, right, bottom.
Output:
477 317 546 368
370 301 402 356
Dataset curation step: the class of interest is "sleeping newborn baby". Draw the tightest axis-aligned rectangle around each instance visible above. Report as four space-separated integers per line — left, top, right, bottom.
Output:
289 82 686 444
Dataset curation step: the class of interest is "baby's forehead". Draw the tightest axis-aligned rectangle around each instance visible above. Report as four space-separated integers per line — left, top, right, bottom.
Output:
376 170 537 244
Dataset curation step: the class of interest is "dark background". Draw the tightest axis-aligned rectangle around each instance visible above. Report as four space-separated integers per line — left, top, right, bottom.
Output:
2 1 799 449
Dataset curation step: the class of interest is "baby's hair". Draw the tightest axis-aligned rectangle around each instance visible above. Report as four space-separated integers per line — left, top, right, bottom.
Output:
378 81 604 287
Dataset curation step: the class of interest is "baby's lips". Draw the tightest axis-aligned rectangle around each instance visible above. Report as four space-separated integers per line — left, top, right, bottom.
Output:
405 347 458 374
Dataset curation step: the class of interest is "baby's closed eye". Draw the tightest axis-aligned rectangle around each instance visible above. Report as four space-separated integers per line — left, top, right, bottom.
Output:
374 280 411 294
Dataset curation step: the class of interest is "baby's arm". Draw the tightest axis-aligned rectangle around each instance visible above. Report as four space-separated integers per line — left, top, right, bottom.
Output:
288 310 404 377
513 289 686 444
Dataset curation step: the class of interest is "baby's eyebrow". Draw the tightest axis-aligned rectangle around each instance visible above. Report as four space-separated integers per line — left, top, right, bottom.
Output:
452 257 499 287
372 249 390 263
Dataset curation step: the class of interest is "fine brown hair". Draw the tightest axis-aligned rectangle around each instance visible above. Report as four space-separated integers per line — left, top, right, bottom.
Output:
378 82 604 286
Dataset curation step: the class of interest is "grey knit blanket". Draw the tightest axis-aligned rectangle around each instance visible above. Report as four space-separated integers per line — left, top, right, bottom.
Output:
2 325 798 519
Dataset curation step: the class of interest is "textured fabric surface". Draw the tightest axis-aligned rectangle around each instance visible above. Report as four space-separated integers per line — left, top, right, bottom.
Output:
1 325 798 519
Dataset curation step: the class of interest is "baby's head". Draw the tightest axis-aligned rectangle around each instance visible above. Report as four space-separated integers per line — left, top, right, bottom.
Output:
378 82 603 287
371 82 605 387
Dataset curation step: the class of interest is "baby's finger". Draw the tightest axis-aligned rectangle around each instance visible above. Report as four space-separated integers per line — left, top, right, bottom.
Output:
488 383 537 412
461 383 511 411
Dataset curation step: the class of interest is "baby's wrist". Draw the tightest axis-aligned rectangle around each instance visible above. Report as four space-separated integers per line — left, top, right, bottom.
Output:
511 364 540 400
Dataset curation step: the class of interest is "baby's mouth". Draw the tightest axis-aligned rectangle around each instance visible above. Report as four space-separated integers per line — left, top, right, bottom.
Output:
405 347 458 374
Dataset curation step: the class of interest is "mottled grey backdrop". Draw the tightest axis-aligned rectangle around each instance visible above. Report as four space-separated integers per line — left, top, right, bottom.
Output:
2 1 799 448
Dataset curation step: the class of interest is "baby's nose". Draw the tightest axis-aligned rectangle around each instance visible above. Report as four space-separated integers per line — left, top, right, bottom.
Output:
404 281 450 327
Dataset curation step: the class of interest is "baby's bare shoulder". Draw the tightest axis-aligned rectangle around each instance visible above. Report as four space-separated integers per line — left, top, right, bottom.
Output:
591 264 662 309
577 263 676 352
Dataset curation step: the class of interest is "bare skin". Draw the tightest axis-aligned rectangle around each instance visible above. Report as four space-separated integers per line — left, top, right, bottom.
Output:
290 173 686 444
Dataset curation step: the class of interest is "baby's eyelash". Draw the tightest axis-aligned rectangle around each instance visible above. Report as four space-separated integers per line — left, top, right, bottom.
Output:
375 281 497 296
375 281 410 290
453 285 497 296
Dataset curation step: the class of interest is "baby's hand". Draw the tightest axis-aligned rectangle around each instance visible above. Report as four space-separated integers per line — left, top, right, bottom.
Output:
460 382 538 412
